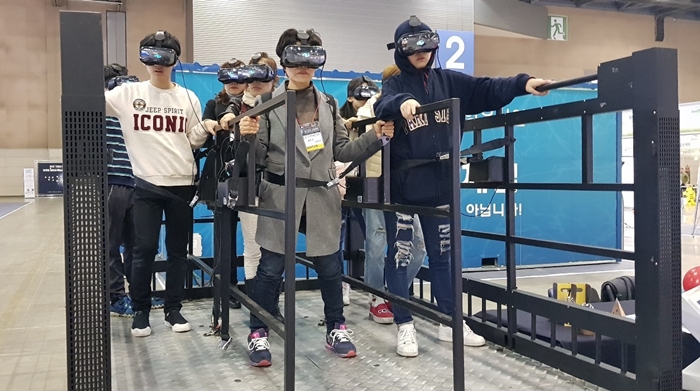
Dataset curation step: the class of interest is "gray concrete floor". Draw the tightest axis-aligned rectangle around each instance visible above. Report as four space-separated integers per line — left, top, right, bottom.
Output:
0 197 693 390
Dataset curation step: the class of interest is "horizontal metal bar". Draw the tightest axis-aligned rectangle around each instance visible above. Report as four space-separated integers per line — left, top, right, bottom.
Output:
342 200 450 217
234 206 286 220
463 99 629 131
189 255 213 275
227 92 287 127
463 278 509 304
352 117 379 130
460 230 635 260
513 336 636 390
193 217 214 224
535 74 598 92
414 98 458 115
296 256 453 326
460 182 635 192
512 290 636 344
229 285 285 338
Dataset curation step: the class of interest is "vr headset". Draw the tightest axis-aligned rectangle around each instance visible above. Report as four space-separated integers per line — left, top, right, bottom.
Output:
352 85 379 100
107 75 140 91
139 31 179 67
281 30 326 69
218 64 275 84
239 64 275 83
387 16 440 56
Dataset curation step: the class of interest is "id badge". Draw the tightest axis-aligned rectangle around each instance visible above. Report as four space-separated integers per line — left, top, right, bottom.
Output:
300 121 324 152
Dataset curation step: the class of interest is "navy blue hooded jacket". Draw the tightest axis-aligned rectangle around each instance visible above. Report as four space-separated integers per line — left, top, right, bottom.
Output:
374 18 532 206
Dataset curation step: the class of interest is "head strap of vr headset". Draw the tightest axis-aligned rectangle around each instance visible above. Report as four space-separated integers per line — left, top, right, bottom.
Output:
154 30 166 48
296 30 310 45
387 15 426 50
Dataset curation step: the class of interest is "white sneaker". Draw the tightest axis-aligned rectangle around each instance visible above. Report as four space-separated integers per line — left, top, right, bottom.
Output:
342 282 351 306
396 323 419 357
438 321 486 347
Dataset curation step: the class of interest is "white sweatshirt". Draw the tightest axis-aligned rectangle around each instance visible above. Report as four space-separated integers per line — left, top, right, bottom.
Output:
105 81 209 187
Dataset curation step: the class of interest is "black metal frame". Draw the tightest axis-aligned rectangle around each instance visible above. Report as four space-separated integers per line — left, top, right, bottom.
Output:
61 11 112 391
456 47 680 390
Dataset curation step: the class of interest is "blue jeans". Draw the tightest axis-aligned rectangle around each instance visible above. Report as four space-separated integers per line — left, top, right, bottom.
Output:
383 211 453 325
250 247 345 334
364 209 426 291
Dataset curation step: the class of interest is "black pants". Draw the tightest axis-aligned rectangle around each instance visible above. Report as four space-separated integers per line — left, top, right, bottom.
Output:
250 247 344 334
108 185 135 302
130 185 195 313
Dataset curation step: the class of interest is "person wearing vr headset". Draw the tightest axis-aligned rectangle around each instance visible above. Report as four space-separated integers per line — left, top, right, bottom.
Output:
232 28 395 367
335 76 380 306
199 58 248 311
352 65 429 326
105 30 216 338
104 63 139 318
374 16 553 357
214 52 281 317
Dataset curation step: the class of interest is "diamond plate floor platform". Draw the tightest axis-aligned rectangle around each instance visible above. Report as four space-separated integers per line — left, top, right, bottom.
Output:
111 291 604 391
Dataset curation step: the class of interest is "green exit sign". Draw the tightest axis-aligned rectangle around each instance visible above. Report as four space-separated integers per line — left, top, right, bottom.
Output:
548 15 568 41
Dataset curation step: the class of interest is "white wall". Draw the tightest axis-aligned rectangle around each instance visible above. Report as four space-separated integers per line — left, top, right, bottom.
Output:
192 0 475 73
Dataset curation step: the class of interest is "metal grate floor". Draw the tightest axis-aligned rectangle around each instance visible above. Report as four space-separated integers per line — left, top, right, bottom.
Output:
111 290 605 391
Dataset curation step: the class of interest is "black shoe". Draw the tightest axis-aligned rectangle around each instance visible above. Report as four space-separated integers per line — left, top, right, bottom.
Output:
131 311 151 337
247 329 272 367
229 295 242 309
165 310 192 333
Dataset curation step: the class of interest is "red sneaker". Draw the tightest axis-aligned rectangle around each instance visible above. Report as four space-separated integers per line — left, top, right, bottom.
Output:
369 301 394 324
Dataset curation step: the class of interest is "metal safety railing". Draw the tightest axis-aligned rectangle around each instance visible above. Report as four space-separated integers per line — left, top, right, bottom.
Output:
454 47 680 391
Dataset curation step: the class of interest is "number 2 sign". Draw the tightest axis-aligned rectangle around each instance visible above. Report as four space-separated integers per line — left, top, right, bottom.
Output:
435 30 474 75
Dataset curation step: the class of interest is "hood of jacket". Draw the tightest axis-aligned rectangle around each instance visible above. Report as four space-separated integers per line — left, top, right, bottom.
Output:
392 18 436 76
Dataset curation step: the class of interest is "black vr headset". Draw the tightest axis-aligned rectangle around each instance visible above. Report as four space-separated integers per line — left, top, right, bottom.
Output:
387 16 440 56
281 30 326 69
107 75 140 91
217 63 275 84
352 84 379 100
139 31 179 67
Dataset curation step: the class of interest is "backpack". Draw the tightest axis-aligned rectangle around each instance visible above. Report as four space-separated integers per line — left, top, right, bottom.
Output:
600 276 635 302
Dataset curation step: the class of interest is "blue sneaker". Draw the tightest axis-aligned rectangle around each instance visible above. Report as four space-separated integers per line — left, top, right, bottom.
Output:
326 324 357 358
151 297 165 309
110 296 135 318
247 329 272 367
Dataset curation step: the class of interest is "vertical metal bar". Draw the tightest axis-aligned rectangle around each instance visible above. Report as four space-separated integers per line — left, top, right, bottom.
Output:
481 298 486 322
283 90 297 391
473 129 483 163
571 328 578 356
382 142 391 204
219 208 232 342
581 115 593 183
621 342 628 374
550 322 557 348
212 210 222 328
595 333 602 365
496 305 502 328
504 123 517 349
530 314 536 340
449 98 465 391
467 293 472 317
631 48 681 391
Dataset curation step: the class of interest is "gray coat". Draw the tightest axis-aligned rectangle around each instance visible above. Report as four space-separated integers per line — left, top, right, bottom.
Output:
253 84 378 257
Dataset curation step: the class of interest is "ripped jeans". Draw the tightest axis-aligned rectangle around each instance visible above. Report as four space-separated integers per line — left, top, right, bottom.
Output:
384 210 453 325
364 209 426 292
